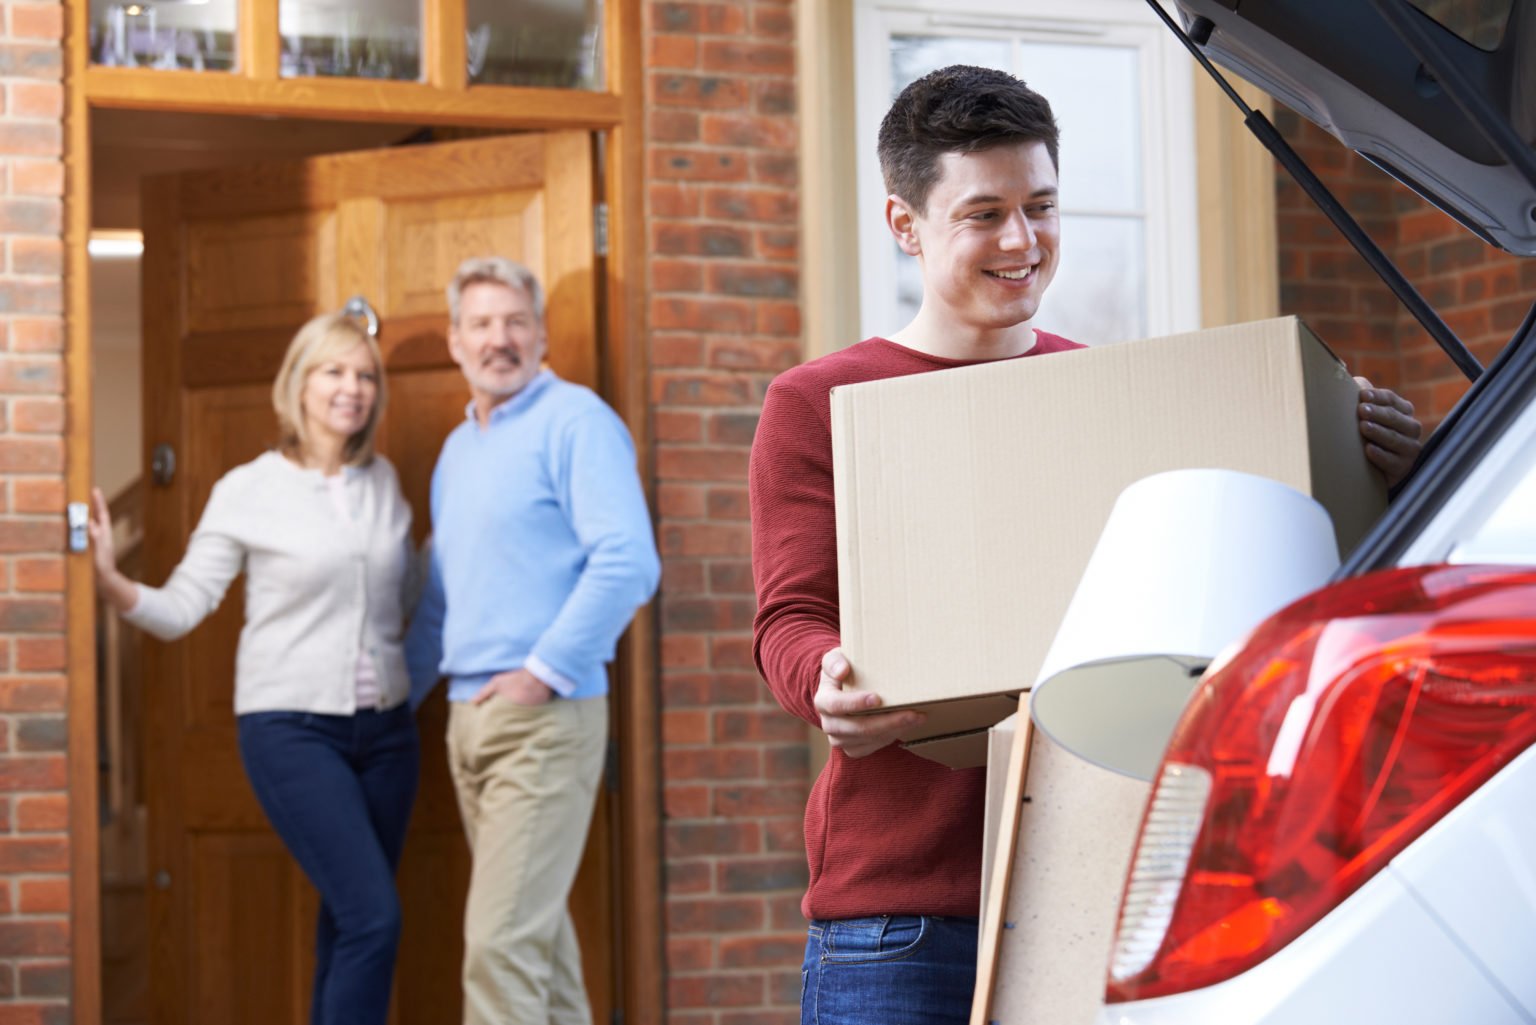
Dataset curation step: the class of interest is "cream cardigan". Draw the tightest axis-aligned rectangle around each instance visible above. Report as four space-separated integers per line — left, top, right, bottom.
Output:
125 450 415 715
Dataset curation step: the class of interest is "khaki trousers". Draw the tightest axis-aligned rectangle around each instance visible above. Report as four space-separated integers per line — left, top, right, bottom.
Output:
447 695 607 1025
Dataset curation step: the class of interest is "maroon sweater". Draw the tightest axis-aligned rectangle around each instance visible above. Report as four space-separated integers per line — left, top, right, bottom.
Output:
749 332 1083 920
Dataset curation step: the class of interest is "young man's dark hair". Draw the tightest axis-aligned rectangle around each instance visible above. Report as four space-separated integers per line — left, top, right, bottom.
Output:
877 64 1060 214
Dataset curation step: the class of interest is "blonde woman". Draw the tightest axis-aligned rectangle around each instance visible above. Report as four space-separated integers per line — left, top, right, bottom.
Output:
90 313 417 1025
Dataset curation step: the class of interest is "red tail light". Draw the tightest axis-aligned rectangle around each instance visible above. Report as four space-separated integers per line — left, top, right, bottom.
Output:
1107 564 1536 1003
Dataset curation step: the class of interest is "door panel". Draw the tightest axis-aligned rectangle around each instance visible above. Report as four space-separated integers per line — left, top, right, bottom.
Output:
380 368 467 538
184 213 335 332
179 384 270 737
384 193 544 317
141 132 607 1025
189 833 308 1025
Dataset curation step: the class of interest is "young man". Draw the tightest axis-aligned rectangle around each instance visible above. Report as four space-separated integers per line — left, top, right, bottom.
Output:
749 65 1422 1024
406 256 660 1025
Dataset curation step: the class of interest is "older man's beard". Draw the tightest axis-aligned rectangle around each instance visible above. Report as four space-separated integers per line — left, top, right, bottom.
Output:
469 350 543 399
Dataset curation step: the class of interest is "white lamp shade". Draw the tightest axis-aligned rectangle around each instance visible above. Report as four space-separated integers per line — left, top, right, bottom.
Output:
1030 468 1341 780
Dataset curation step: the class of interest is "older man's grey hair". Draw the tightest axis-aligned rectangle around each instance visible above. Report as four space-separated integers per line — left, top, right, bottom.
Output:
446 256 546 324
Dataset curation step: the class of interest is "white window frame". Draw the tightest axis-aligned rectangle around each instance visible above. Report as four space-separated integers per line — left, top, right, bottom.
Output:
851 0 1202 344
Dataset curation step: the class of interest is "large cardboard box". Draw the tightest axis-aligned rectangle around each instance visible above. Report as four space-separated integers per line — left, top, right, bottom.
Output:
831 316 1387 754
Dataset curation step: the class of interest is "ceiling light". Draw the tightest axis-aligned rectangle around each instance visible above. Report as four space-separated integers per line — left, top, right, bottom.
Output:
88 232 144 260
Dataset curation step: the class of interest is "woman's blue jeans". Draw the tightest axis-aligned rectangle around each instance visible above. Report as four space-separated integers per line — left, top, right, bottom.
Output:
238 705 420 1025
801 915 979 1025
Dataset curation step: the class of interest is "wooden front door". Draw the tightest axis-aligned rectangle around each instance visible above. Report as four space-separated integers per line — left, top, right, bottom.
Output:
139 132 613 1025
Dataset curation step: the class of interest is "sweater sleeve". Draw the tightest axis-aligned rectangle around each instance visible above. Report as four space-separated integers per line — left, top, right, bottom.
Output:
404 534 446 710
376 458 422 618
528 406 661 687
750 376 842 726
123 476 245 642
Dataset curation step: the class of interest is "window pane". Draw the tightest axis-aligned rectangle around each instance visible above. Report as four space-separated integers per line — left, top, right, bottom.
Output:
1405 0 1512 51
467 0 604 90
886 215 1144 346
1017 42 1141 212
89 0 237 71
280 0 421 80
890 35 1012 98
1036 215 1145 345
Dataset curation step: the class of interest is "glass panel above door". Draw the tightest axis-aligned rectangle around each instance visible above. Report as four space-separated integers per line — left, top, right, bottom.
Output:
467 0 604 90
89 0 237 71
279 0 421 81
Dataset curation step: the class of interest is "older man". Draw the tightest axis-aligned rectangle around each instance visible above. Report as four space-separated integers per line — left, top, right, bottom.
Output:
407 256 659 1025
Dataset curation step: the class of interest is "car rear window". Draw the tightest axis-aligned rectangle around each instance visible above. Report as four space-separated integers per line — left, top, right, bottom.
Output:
1406 0 1514 51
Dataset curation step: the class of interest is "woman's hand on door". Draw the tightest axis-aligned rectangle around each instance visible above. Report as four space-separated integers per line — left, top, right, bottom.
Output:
89 487 140 614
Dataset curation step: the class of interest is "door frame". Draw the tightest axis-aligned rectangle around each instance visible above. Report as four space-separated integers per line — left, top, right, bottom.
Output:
62 4 660 1023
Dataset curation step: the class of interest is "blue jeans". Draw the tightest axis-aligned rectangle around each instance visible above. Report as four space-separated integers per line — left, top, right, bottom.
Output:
238 706 420 1025
801 916 979 1025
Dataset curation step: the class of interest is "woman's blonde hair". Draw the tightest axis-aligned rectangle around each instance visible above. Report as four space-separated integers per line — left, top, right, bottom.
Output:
271 313 386 467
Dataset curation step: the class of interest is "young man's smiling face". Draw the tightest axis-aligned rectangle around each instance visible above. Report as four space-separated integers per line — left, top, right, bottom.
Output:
889 139 1060 345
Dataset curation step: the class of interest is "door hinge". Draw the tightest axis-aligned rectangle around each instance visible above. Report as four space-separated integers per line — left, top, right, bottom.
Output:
605 736 619 793
594 202 609 257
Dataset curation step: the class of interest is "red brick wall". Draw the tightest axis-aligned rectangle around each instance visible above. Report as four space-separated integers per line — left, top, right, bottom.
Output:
0 0 71 1020
643 0 808 1020
1388 179 1534 419
1275 107 1533 427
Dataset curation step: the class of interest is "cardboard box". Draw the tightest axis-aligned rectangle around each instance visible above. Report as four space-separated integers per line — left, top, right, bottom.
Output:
979 711 1024 917
831 316 1387 753
977 726 1151 1024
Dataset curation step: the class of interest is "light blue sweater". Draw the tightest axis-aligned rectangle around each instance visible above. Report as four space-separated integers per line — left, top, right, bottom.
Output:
405 370 659 704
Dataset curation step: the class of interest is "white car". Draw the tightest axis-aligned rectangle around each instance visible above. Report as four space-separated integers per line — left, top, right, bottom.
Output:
1099 2 1536 1022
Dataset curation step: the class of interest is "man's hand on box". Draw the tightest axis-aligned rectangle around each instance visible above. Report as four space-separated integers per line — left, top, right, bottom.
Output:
814 647 926 759
1355 378 1423 489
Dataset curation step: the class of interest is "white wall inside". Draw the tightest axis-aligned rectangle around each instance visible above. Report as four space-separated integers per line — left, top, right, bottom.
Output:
91 248 142 502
